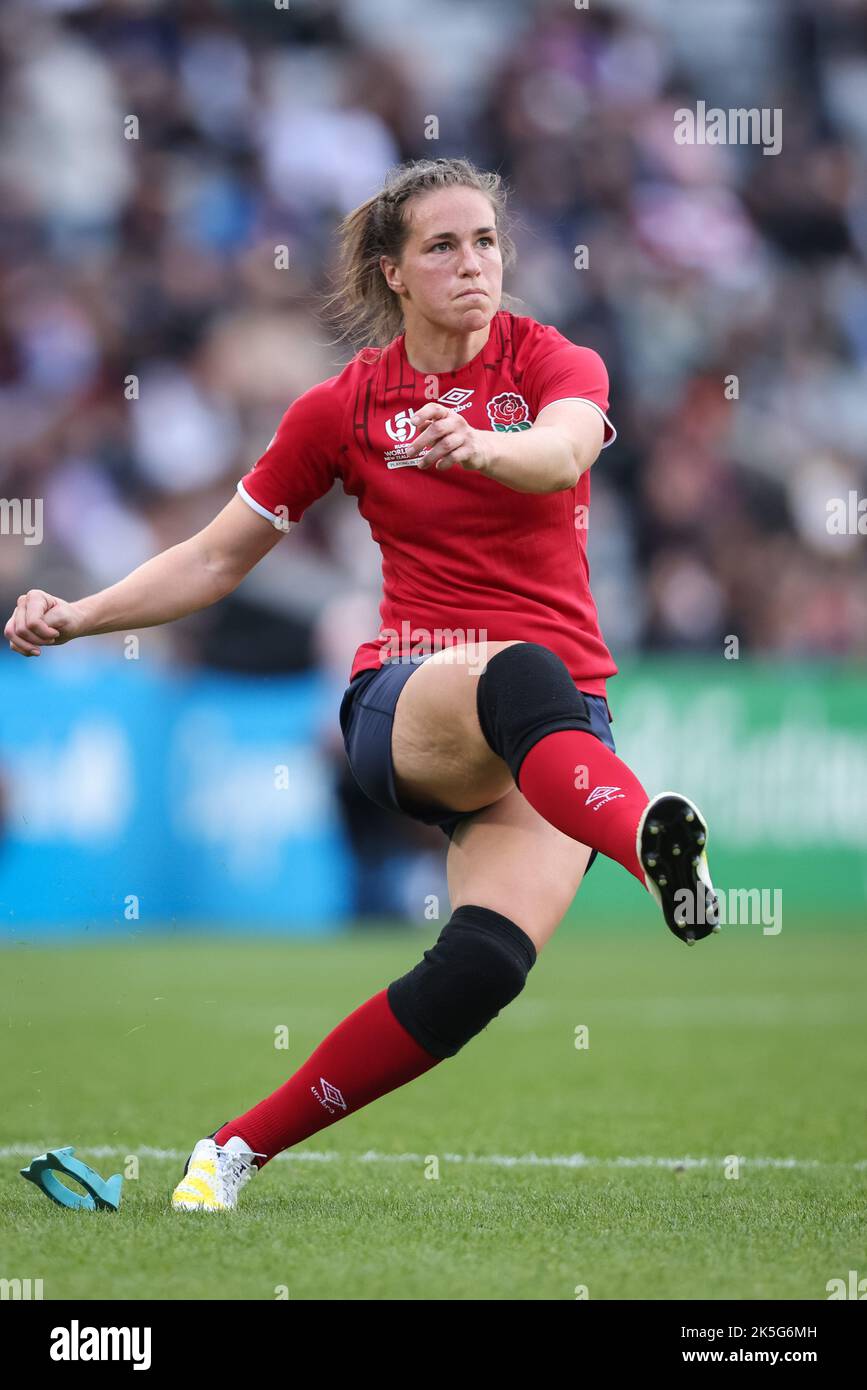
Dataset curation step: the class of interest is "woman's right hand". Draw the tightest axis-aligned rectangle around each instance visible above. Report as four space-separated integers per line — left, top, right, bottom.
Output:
4 590 85 656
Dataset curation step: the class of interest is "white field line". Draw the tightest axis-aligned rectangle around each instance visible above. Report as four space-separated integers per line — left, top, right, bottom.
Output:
2 1144 865 1171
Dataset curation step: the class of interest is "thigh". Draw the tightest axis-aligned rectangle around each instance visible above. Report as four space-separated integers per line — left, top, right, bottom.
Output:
446 785 592 953
391 639 522 814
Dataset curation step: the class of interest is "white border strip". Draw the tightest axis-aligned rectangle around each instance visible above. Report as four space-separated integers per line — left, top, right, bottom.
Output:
3 1144 863 1171
542 397 618 449
236 479 281 524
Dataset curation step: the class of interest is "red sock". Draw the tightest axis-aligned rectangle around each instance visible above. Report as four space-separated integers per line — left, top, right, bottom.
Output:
214 989 440 1166
518 730 649 883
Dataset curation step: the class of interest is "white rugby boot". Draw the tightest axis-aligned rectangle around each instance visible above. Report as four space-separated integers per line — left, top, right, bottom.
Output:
171 1135 263 1212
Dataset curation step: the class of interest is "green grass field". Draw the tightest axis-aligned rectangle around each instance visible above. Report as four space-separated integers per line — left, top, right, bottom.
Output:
2 918 865 1300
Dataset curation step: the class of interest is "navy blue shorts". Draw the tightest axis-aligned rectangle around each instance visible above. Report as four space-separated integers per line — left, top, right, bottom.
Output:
339 657 616 865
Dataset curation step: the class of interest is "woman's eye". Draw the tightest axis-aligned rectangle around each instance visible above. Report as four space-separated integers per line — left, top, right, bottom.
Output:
430 238 495 252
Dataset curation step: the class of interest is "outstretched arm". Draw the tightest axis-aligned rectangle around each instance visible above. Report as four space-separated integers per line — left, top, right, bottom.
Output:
4 495 285 657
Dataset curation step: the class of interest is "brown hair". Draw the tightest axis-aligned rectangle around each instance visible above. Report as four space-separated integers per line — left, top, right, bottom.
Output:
320 156 520 352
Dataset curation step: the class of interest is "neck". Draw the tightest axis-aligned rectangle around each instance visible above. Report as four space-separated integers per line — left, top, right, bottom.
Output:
401 312 493 375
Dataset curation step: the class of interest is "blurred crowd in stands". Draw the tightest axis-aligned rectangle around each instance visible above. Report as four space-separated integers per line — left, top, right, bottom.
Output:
2 0 866 672
1 0 866 911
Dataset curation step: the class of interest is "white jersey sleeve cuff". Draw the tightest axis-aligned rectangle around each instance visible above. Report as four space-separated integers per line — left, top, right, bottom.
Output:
541 397 617 449
236 479 282 523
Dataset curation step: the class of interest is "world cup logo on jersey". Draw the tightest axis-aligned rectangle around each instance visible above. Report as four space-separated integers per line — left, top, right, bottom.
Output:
385 410 417 443
486 392 532 431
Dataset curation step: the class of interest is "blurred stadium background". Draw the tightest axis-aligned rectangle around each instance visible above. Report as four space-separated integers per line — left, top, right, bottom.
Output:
2 0 866 1308
0 0 865 935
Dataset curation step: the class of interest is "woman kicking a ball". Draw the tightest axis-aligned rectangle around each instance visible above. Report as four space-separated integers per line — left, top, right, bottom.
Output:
5 157 719 1212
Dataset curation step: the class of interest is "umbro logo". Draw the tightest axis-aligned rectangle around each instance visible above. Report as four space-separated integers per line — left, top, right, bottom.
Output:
585 785 625 810
436 388 474 411
311 1077 348 1114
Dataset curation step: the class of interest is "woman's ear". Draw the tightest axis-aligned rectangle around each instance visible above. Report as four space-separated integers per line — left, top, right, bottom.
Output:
379 254 402 294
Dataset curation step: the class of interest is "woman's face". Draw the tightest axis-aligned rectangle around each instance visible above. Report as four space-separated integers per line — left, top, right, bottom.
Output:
380 185 503 333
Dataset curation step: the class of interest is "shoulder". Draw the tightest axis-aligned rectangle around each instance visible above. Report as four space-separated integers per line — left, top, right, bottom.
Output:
508 312 607 380
298 338 400 402
502 313 613 428
292 364 350 410
278 358 359 440
274 341 396 447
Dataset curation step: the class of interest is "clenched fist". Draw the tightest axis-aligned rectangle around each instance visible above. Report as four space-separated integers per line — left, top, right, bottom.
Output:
4 589 84 657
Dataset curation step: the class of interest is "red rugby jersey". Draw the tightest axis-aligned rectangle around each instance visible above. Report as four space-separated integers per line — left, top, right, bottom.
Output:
237 310 618 695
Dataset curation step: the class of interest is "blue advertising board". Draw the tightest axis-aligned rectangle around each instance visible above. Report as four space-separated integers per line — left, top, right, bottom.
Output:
0 654 350 934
